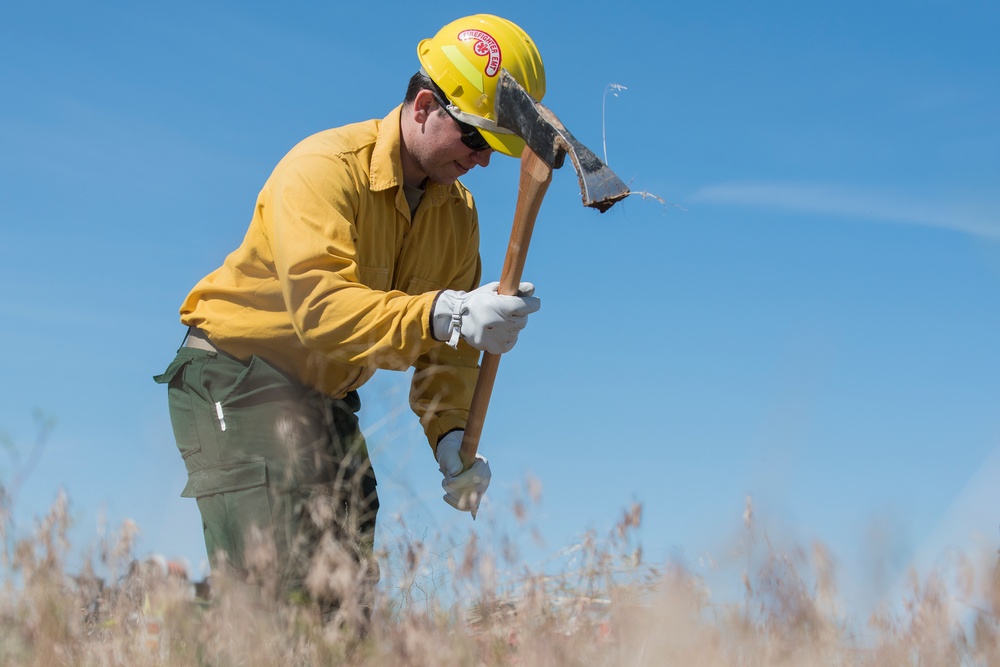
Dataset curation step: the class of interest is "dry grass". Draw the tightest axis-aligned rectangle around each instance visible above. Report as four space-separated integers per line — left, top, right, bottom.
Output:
1 484 998 666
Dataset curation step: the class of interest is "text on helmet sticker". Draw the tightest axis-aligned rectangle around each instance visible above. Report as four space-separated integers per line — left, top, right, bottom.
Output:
457 30 502 77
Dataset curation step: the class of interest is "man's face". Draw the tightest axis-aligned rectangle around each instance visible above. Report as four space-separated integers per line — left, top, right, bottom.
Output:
408 92 493 186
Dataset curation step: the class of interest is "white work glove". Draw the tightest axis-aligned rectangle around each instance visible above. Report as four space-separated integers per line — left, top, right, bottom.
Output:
436 430 491 515
432 282 541 354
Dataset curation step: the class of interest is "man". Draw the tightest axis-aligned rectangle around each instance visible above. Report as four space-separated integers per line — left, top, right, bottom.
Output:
154 14 545 618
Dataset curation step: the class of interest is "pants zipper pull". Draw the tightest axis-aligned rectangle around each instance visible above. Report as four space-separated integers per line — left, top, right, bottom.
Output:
215 402 227 432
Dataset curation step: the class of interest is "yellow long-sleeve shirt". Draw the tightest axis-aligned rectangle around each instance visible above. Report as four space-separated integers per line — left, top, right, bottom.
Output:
180 105 482 448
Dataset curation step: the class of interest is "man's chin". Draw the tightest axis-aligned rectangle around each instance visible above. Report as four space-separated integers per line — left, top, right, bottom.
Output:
429 172 460 186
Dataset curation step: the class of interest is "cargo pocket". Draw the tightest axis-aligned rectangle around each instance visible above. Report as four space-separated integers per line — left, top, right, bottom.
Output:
181 457 269 498
182 458 278 570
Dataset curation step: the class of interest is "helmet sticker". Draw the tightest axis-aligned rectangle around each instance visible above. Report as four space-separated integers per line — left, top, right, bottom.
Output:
457 29 502 77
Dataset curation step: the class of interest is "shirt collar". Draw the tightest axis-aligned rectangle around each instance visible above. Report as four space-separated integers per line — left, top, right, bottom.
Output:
370 105 455 208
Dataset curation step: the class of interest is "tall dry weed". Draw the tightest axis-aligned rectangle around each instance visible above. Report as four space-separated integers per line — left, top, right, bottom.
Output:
0 481 998 666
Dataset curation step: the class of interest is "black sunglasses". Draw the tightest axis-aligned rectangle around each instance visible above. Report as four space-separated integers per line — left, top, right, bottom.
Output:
432 91 491 152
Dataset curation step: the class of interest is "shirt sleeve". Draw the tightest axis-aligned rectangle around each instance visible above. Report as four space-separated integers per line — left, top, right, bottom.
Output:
410 342 482 450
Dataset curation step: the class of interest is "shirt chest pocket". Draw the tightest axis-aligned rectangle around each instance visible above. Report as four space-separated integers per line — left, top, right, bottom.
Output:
357 266 391 291
405 276 442 296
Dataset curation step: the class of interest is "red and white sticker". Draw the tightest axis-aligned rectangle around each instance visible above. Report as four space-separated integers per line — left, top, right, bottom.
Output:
457 29 502 77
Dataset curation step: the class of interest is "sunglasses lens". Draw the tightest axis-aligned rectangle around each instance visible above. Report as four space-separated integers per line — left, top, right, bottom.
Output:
435 92 490 152
460 127 490 152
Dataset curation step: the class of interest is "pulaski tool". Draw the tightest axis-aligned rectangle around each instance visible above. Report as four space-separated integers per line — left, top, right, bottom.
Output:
459 70 631 494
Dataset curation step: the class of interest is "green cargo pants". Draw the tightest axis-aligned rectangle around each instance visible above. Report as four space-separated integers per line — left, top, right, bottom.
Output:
154 343 379 615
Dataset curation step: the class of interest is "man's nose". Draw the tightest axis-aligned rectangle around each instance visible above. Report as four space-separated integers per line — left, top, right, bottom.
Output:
471 148 492 168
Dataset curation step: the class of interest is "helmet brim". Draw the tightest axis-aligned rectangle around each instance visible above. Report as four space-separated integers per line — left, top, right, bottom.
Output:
482 129 525 158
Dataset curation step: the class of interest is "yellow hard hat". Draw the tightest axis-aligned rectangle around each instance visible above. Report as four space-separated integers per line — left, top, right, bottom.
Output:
417 14 546 157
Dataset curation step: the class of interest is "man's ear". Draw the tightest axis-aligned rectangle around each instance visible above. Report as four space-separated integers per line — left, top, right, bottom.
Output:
411 89 438 124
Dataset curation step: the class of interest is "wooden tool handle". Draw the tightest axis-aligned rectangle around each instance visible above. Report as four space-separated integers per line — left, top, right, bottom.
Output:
460 146 554 467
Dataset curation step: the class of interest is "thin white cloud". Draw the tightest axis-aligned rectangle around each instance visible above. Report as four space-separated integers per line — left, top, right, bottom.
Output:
691 182 1000 240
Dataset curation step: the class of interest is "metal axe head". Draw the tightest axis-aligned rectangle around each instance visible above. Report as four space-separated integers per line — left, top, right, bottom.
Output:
494 69 630 212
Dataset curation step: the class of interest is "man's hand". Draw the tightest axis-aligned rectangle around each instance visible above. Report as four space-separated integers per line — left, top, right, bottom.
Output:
432 282 541 354
436 430 491 515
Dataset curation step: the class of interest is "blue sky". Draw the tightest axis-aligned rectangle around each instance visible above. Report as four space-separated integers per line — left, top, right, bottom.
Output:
2 0 999 621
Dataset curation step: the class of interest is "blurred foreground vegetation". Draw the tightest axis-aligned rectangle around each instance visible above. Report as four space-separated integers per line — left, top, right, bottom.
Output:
1 479 999 667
